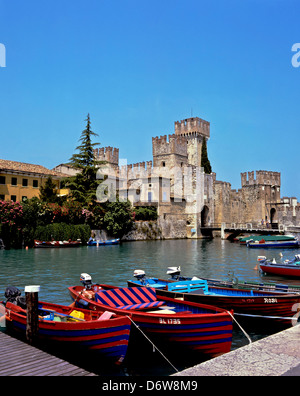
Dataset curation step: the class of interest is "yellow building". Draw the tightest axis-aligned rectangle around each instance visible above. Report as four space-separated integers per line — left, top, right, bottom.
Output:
0 159 68 202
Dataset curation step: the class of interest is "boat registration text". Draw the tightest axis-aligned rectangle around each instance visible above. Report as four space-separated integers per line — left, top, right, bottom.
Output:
264 298 278 303
159 318 181 324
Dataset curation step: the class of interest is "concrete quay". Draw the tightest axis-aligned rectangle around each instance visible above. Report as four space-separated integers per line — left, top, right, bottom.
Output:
173 324 300 376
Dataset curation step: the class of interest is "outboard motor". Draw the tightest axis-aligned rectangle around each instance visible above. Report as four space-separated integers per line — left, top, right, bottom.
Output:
166 266 181 280
4 286 26 308
133 270 146 281
80 273 93 290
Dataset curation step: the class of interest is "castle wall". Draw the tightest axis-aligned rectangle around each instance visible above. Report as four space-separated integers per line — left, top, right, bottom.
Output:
152 134 188 168
174 117 210 138
91 116 300 240
94 147 119 170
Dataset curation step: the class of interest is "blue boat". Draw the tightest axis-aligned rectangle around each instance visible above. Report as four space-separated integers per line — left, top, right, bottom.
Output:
87 238 120 246
246 239 300 248
127 269 300 324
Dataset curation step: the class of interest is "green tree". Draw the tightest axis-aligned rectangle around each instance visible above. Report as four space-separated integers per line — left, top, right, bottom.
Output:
201 138 212 174
64 114 103 207
39 176 58 203
102 199 133 238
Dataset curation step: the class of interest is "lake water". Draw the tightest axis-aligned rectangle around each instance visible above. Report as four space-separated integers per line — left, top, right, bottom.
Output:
1 238 300 375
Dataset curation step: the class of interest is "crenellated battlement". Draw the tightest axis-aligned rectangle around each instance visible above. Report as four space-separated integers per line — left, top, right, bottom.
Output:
119 161 153 180
174 117 210 138
152 134 187 158
241 170 281 187
94 146 119 165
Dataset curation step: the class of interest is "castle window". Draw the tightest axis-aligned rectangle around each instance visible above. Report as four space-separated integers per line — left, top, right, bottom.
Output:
0 195 4 200
11 195 16 202
33 180 38 188
162 161 166 167
11 177 17 186
22 178 28 187
0 176 5 184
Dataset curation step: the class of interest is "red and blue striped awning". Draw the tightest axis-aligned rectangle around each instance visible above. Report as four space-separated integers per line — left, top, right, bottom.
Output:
95 287 164 310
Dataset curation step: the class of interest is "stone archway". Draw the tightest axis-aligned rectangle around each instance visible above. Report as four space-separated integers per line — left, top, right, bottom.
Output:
270 207 277 225
201 205 209 227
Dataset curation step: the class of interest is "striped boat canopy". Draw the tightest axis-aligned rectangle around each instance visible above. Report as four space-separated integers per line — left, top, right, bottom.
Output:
95 287 164 310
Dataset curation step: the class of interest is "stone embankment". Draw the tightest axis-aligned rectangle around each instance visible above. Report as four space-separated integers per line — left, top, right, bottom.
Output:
173 325 300 376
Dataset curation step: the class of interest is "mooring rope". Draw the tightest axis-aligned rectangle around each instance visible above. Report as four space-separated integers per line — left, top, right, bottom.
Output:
227 310 252 344
234 312 298 321
126 315 179 373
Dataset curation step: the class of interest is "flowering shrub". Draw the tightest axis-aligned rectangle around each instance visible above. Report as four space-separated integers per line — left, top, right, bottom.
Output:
0 200 24 248
0 197 128 248
35 201 93 225
0 200 23 228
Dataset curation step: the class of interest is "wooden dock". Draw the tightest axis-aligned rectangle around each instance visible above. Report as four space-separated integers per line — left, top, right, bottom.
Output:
0 332 97 376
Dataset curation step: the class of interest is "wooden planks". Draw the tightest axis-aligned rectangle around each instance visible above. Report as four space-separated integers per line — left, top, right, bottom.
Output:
0 332 97 376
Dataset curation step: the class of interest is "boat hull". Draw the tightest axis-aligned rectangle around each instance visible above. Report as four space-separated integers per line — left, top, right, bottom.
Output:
34 240 82 248
259 263 300 278
127 280 300 325
247 240 300 248
68 285 233 358
239 235 297 245
5 301 131 364
87 239 120 246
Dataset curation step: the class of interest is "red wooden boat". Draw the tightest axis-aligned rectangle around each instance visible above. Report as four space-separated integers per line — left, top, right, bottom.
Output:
4 296 131 365
259 255 300 278
34 240 82 248
68 274 234 358
127 270 300 325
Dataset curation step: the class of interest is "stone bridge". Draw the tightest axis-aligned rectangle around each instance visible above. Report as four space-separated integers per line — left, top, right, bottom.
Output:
200 222 284 239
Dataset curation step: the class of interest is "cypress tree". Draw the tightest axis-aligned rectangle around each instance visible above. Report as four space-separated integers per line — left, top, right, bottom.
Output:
65 114 103 207
201 138 212 174
39 176 58 203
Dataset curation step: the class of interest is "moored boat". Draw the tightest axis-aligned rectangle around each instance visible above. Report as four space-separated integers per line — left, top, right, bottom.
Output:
68 273 234 358
127 269 300 325
239 235 297 245
246 239 300 248
258 254 300 278
3 286 131 365
87 238 120 246
34 240 82 248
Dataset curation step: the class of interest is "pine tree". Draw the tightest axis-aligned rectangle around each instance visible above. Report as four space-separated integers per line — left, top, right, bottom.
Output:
201 138 212 174
65 114 103 207
39 176 58 203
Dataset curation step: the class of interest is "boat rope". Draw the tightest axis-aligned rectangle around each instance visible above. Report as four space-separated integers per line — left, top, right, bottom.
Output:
227 311 252 344
126 315 179 373
234 312 298 322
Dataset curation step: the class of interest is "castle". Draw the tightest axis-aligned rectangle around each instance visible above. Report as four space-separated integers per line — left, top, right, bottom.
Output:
91 115 300 239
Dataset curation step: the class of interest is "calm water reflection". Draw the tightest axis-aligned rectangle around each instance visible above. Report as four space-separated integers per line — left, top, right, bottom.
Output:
1 239 299 375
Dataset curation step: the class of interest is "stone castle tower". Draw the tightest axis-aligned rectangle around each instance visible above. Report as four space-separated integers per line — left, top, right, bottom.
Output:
152 117 210 170
175 117 210 168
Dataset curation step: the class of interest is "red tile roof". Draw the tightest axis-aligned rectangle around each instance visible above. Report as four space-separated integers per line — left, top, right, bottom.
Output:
0 159 68 177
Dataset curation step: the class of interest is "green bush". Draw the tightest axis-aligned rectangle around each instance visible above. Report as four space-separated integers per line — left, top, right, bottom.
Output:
34 223 91 244
102 199 133 238
133 206 158 221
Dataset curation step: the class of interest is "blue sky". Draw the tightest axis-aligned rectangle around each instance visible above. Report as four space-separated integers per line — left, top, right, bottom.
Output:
0 0 299 198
